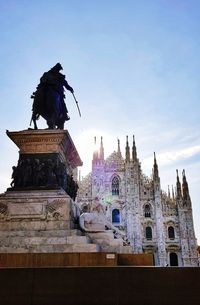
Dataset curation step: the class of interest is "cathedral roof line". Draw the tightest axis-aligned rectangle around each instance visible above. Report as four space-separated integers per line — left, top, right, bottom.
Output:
90 136 191 203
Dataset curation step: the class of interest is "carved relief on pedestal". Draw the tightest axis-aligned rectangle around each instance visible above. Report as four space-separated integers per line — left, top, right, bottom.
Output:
6 130 83 169
7 130 66 155
0 203 8 219
8 202 45 220
7 129 82 201
46 199 68 220
0 195 71 223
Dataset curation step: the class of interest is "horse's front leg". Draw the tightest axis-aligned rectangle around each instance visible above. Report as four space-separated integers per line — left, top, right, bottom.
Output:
33 118 38 130
32 112 38 130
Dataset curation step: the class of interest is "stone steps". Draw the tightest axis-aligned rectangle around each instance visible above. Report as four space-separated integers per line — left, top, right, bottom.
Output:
100 245 133 253
0 227 100 253
0 229 83 237
0 235 90 246
0 243 100 253
0 220 71 231
30 244 100 253
0 189 100 254
0 246 30 253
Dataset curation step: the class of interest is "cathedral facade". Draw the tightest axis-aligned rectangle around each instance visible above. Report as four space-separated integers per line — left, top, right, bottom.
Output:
77 136 198 267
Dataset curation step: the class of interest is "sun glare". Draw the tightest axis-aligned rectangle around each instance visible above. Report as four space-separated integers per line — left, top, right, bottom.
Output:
74 129 119 179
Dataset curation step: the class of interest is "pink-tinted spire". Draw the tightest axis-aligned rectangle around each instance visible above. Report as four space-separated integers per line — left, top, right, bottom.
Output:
125 135 130 162
132 135 137 161
99 136 104 160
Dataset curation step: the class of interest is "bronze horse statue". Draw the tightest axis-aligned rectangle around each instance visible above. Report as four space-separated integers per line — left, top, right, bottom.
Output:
30 63 74 129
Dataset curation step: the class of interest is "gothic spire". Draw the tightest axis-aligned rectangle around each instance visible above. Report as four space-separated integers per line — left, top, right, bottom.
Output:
125 135 130 162
176 169 182 199
132 135 137 161
99 136 104 160
168 185 171 199
172 185 175 201
93 136 98 160
117 138 122 158
153 152 159 182
182 169 190 202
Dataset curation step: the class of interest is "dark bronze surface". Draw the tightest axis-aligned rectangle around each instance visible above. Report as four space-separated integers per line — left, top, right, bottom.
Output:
9 153 78 200
31 63 74 129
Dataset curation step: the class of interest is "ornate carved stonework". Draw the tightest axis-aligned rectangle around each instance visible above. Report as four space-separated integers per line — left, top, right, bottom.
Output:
6 129 82 168
46 199 68 220
7 129 82 200
0 203 8 219
0 190 71 224
77 136 198 266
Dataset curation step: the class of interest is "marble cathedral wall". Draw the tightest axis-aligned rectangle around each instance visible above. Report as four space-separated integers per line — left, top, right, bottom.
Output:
77 136 198 266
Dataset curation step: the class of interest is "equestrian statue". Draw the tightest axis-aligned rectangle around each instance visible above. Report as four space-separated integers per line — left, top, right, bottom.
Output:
30 63 81 129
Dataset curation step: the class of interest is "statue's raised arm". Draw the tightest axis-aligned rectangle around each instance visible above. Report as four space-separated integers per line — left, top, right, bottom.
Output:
30 63 74 130
63 76 74 94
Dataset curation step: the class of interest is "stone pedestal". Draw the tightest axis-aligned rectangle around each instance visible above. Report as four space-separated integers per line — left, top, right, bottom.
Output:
0 189 99 253
7 129 82 168
7 129 83 199
0 189 72 230
0 130 99 253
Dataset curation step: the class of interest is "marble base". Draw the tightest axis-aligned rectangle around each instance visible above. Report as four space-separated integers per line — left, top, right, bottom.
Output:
88 231 133 253
0 190 99 253
0 189 71 226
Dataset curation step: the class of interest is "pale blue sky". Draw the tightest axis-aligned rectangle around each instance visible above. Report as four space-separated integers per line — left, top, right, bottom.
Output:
0 0 200 242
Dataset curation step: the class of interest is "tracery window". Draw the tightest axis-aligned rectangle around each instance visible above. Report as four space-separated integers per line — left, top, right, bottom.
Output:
144 204 151 217
168 226 175 239
146 226 152 240
112 176 119 195
112 209 120 223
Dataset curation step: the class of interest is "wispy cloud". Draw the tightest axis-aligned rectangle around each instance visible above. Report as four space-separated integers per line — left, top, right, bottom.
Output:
159 145 200 165
142 145 200 170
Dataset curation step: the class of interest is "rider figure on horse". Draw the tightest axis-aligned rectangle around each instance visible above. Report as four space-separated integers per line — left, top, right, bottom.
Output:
31 63 74 129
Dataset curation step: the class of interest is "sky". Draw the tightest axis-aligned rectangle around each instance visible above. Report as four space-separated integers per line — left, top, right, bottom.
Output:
0 0 200 243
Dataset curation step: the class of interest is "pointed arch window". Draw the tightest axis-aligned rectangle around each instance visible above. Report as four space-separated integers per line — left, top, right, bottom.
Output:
144 204 151 218
168 226 175 239
112 176 119 195
169 252 178 266
112 209 120 223
145 226 152 240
